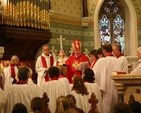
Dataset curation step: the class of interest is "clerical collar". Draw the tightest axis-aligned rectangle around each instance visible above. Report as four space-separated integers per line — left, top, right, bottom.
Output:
117 53 123 58
50 77 58 81
42 53 50 57
15 80 28 84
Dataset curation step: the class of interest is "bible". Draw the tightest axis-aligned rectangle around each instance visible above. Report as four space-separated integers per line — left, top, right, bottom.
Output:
79 61 89 71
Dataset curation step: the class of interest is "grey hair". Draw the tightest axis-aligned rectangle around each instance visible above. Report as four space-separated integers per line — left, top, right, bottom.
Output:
10 55 19 64
137 47 141 53
113 44 122 52
18 66 30 81
28 67 33 78
42 44 49 51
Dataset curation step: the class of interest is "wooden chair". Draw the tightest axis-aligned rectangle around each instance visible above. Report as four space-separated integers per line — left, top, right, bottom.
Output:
88 92 100 113
42 92 51 113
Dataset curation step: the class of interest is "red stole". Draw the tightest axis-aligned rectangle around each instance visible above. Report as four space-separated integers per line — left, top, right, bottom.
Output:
90 59 98 68
105 53 114 57
117 53 123 58
56 61 59 66
58 74 65 78
50 77 58 81
41 55 54 82
10 64 16 79
15 80 28 84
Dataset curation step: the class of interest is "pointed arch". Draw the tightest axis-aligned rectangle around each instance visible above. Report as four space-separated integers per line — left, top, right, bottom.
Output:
93 0 138 56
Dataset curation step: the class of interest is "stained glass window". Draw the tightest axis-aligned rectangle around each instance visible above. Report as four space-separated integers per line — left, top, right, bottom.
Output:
99 0 125 53
99 15 110 45
113 15 124 53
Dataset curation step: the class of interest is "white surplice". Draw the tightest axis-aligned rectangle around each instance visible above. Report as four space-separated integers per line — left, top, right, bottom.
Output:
84 82 102 113
41 80 70 113
58 77 71 92
70 90 90 113
93 58 105 86
0 88 6 112
3 65 19 92
131 59 141 74
27 78 35 85
0 66 4 89
35 53 56 87
94 56 121 113
4 83 42 113
118 56 128 73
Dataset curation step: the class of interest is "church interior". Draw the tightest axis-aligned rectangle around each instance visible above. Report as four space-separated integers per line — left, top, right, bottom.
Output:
0 0 141 112
0 0 141 71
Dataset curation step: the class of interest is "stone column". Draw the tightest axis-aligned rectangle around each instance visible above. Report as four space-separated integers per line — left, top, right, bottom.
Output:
114 83 126 102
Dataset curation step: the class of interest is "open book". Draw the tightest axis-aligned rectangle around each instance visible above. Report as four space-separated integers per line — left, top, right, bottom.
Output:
79 61 89 71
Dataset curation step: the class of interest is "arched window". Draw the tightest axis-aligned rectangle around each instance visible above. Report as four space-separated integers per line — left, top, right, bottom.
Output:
99 0 125 53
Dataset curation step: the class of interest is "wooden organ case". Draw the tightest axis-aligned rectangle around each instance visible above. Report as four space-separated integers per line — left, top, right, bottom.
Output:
0 0 52 82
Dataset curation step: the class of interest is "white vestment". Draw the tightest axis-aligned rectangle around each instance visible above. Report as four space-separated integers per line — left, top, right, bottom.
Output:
0 66 4 89
27 78 35 85
94 56 121 113
35 53 56 87
58 77 71 91
41 80 70 113
93 58 105 85
0 88 6 112
131 59 141 74
118 56 128 73
3 65 19 92
84 82 102 113
70 90 90 113
4 83 42 113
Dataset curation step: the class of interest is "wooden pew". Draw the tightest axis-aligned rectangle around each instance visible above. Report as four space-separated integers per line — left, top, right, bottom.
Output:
88 92 100 113
42 92 51 113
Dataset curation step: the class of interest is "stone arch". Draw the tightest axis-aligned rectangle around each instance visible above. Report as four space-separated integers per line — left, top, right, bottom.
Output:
93 0 138 56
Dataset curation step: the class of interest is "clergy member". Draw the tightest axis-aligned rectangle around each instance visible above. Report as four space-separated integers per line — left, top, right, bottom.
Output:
83 68 102 113
35 44 56 87
89 49 98 68
0 88 6 112
66 39 90 83
40 66 70 113
96 47 104 58
70 75 90 113
112 44 128 73
94 43 121 113
3 55 20 92
4 66 42 113
54 49 68 66
131 47 141 74
0 65 4 89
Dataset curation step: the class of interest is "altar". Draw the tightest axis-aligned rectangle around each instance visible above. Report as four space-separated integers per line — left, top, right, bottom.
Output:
111 73 141 104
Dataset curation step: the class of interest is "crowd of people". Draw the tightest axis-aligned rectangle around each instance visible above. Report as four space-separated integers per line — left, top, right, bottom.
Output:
0 39 141 113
